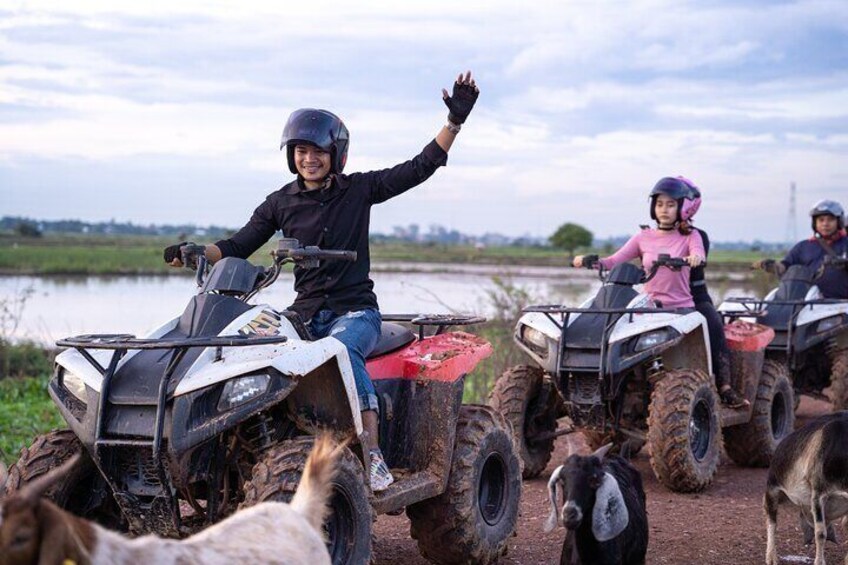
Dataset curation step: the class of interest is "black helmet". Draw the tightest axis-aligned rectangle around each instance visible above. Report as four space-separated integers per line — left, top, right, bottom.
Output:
809 199 845 231
280 108 350 175
649 177 701 222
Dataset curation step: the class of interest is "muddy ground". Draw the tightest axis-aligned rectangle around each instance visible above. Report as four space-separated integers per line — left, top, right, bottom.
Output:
373 396 844 564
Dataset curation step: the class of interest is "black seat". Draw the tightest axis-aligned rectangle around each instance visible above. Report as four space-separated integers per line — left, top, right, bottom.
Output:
368 322 416 359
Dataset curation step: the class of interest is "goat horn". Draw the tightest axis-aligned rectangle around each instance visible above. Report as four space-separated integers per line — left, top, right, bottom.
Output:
591 443 614 461
19 454 82 502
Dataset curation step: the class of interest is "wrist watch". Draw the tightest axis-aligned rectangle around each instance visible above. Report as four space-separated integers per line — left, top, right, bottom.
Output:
445 121 462 134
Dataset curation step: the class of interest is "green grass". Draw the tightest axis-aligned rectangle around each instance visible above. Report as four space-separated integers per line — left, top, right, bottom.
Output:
0 234 779 275
0 375 65 466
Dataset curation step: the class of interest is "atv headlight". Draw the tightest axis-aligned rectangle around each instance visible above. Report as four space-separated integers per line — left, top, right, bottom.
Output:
816 316 843 334
217 373 271 412
61 369 87 404
519 325 550 356
634 329 677 352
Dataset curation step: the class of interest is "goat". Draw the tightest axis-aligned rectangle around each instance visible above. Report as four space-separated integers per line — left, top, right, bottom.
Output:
0 435 341 565
765 411 848 565
544 443 649 565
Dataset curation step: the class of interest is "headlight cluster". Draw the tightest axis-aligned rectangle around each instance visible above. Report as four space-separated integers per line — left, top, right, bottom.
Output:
217 373 271 412
633 328 678 352
816 316 843 334
519 325 551 356
61 369 88 404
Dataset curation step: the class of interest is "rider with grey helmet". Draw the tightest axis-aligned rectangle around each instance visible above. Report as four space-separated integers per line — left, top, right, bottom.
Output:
164 71 480 491
753 199 848 299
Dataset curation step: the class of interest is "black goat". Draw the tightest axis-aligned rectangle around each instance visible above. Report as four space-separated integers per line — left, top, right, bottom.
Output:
544 443 648 565
765 411 848 565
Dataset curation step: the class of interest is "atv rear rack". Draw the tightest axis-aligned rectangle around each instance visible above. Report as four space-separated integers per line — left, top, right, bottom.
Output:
56 332 287 536
381 314 486 340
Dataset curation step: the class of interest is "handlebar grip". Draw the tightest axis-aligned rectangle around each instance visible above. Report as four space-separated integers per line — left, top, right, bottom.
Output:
583 254 599 269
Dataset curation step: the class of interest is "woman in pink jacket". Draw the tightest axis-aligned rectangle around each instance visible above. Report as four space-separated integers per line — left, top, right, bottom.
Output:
574 176 747 407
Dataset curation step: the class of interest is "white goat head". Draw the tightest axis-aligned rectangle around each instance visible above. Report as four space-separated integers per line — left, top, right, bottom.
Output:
544 443 629 542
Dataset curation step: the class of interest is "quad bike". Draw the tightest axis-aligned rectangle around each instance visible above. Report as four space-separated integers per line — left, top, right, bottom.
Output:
5 239 521 565
489 255 795 493
719 255 848 410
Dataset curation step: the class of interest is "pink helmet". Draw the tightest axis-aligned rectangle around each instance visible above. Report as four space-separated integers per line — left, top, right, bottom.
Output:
649 176 702 222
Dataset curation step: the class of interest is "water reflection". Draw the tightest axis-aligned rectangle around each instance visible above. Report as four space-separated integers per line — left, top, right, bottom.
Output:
0 267 770 345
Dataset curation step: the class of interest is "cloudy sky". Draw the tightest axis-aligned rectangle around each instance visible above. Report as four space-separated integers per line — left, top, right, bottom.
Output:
1 0 846 241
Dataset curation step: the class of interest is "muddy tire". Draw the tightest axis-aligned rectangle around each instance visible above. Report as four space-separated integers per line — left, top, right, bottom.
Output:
5 429 123 527
488 365 559 479
647 369 722 493
241 436 373 565
827 347 848 411
724 361 794 467
407 405 521 564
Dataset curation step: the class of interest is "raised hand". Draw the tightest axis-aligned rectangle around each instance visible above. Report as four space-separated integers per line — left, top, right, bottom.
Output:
442 71 479 125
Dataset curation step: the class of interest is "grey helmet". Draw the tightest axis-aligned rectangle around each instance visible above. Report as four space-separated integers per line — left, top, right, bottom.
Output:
280 109 350 175
809 199 845 231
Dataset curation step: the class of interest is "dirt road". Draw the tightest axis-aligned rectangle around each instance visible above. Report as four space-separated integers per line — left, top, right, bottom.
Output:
374 396 843 564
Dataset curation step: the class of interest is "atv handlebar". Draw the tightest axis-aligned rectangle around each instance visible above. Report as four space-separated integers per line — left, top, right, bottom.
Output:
643 254 703 282
274 238 357 267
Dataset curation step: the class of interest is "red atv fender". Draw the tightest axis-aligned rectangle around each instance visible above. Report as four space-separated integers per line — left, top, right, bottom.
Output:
367 331 492 382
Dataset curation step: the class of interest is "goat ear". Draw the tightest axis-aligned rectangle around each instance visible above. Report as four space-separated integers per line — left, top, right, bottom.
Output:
592 472 629 542
19 454 81 502
544 465 564 533
591 443 613 461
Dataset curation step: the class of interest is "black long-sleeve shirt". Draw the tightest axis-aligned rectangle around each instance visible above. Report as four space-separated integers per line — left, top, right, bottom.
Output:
216 140 448 320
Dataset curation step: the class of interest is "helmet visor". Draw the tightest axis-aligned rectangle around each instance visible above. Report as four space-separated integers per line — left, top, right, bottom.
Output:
280 109 345 152
809 199 844 218
650 177 695 200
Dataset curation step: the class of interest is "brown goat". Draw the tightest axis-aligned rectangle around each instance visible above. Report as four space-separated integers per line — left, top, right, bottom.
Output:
0 436 341 565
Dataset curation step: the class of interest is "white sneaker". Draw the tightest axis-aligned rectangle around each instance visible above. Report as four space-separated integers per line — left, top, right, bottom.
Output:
369 450 395 492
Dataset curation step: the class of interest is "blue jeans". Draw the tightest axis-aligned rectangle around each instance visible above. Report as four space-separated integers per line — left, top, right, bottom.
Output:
308 308 382 413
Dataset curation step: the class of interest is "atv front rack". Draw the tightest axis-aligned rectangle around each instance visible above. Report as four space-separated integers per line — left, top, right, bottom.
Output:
56 333 287 535
523 305 682 406
381 314 486 340
57 333 288 454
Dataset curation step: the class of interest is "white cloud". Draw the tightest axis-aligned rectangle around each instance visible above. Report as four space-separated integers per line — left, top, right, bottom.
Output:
0 0 846 242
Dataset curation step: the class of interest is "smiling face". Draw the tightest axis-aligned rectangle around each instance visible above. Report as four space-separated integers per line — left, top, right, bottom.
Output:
815 214 838 238
654 194 679 227
293 144 331 188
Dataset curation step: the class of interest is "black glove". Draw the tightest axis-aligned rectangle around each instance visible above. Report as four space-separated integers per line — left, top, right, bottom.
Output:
164 241 188 264
754 259 776 273
443 74 479 125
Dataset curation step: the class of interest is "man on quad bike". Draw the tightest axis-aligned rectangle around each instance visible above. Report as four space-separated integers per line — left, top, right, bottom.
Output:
753 199 848 299
575 176 747 407
164 71 480 491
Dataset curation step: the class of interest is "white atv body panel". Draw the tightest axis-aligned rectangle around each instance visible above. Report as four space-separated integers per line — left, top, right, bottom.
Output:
795 287 848 328
56 317 180 394
515 287 711 375
55 303 364 435
719 284 848 331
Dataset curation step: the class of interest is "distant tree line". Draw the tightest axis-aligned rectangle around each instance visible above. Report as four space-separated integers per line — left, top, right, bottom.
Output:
1 216 790 251
0 216 234 239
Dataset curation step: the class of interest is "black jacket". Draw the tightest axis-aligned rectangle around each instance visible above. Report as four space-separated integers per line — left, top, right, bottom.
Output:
215 140 447 320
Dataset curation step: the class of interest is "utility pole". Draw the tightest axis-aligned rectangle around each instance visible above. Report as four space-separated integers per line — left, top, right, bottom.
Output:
786 182 797 246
